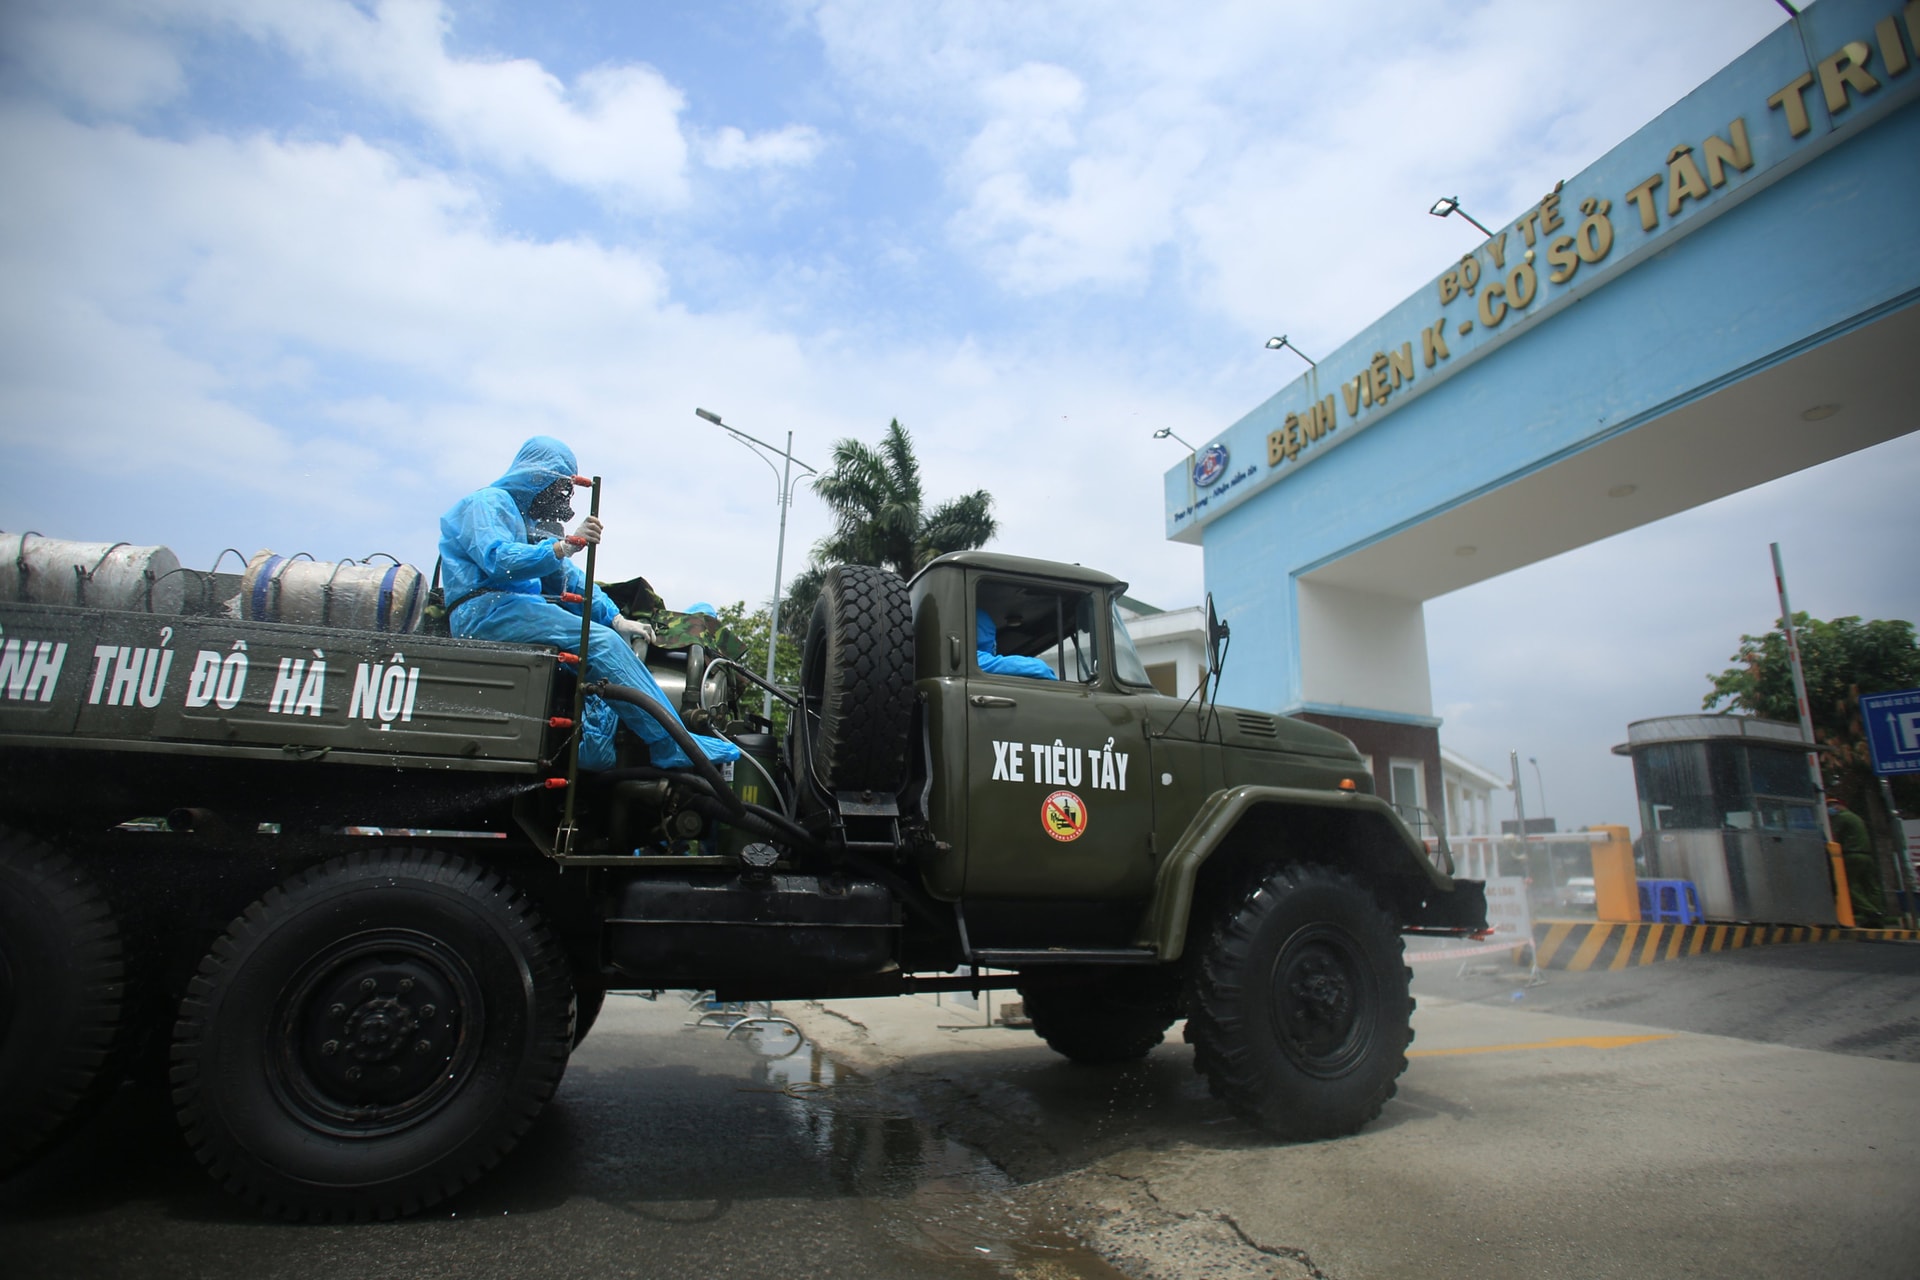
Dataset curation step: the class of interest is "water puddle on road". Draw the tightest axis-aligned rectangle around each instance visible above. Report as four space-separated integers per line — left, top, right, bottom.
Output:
729 1021 1134 1280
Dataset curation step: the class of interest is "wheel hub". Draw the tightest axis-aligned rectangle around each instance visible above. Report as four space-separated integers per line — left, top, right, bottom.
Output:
1292 964 1352 1022
272 931 483 1137
1268 923 1374 1078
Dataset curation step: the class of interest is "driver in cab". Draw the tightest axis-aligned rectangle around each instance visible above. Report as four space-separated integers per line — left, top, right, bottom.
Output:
976 609 1057 680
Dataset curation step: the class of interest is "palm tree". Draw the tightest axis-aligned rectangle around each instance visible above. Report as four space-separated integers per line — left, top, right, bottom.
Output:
781 419 996 637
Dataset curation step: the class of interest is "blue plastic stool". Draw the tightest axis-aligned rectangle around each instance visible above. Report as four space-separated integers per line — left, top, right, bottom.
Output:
1638 878 1703 924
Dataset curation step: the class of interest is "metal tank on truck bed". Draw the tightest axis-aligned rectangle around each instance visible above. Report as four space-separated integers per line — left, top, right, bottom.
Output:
0 533 1486 1221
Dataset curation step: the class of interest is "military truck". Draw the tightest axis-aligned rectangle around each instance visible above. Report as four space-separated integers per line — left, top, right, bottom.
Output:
0 535 1485 1220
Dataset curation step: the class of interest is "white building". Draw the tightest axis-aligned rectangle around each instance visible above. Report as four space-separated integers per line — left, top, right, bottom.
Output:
1117 597 1208 698
1440 747 1508 840
1120 596 1511 839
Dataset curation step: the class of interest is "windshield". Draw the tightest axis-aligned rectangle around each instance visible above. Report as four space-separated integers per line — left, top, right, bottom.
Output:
1109 600 1154 687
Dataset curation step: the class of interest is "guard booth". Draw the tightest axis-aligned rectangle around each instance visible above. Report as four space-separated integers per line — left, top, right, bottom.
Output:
1612 715 1836 925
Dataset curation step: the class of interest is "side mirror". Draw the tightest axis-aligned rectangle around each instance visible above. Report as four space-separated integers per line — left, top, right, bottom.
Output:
1205 593 1230 679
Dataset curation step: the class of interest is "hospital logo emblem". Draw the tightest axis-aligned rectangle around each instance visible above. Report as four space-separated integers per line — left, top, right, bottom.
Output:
1041 790 1088 842
1192 443 1229 488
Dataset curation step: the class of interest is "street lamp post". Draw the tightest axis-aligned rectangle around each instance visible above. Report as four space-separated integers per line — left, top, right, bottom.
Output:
695 408 817 719
1152 426 1197 453
1529 756 1549 826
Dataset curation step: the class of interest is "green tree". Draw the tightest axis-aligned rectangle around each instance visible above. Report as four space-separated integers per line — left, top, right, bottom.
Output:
1703 612 1920 870
780 418 997 639
714 600 802 735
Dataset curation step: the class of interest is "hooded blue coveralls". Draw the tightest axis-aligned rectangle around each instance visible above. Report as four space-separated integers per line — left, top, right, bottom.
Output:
439 436 740 770
976 609 1059 680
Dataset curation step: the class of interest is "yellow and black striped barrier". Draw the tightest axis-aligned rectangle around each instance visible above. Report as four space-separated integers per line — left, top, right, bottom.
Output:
1529 919 1920 972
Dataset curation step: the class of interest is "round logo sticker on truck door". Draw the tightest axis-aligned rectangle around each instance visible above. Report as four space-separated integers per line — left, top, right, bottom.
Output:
1041 790 1088 842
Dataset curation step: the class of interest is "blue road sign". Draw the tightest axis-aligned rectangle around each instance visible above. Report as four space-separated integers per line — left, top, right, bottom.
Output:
1861 688 1920 777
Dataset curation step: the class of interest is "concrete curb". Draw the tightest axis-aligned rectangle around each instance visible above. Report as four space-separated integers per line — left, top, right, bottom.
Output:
1528 918 1920 971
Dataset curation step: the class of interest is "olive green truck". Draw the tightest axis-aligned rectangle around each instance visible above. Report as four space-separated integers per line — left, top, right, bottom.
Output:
0 538 1485 1220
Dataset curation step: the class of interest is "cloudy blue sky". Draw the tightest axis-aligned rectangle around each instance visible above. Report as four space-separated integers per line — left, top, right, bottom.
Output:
2 0 1914 832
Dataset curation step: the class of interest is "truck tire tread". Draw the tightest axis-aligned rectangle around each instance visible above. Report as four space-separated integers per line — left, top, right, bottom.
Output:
1185 862 1411 1140
801 564 914 794
170 848 573 1221
0 829 127 1180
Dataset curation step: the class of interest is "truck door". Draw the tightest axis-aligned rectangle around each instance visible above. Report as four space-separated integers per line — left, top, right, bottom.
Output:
962 575 1155 900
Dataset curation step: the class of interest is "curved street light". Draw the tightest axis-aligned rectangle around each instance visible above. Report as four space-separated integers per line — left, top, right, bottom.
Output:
695 407 817 719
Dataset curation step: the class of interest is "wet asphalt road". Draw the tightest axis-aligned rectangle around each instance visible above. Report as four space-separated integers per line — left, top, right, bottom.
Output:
0 994 1115 1280
3 941 1917 1280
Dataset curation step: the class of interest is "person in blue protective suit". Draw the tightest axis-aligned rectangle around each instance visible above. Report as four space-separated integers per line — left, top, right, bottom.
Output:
976 609 1058 680
439 436 740 770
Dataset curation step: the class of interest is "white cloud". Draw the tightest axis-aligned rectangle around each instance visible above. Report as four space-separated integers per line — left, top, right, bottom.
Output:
0 91 1210 615
0 4 186 115
278 0 691 205
702 124 826 172
798 0 1788 344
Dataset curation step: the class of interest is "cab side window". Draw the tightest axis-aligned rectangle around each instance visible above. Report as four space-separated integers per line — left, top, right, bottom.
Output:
974 582 1100 683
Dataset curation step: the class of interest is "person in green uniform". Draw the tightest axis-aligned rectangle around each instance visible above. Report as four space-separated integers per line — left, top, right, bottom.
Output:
1828 799 1888 927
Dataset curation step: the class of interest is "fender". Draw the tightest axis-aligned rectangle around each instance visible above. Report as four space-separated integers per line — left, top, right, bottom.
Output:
1135 784 1483 961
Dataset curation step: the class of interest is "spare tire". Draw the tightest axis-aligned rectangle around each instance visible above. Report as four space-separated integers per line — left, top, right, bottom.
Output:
800 564 914 795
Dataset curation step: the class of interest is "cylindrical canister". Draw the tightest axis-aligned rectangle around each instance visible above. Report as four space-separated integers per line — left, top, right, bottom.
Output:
719 732 784 860
241 550 427 633
2 534 184 614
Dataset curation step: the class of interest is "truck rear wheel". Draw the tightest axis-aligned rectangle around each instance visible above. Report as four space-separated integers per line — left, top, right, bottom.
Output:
800 564 914 794
1020 975 1179 1065
1185 863 1411 1139
170 849 573 1220
0 829 127 1179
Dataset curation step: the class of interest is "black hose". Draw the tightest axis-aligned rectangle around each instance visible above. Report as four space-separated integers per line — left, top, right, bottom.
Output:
684 795 820 852
589 681 746 819
583 750 817 851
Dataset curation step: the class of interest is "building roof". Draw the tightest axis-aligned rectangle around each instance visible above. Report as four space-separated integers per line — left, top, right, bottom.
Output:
1440 746 1509 790
1609 713 1813 756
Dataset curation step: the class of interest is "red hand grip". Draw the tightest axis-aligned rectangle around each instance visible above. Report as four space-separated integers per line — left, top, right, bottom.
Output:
560 591 584 603
571 475 592 486
544 777 570 790
565 535 588 548
556 652 580 665
547 716 575 729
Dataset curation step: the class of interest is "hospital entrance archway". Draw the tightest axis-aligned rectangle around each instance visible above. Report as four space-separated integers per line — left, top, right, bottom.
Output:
1163 0 1920 822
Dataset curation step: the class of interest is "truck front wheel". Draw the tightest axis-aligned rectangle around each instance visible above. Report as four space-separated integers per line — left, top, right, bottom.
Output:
1184 863 1411 1139
0 829 127 1178
170 849 573 1220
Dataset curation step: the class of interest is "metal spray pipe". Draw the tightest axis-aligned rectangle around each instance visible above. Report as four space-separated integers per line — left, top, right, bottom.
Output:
557 474 600 854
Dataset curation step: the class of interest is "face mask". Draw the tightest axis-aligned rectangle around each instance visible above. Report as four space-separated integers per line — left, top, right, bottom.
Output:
529 478 575 523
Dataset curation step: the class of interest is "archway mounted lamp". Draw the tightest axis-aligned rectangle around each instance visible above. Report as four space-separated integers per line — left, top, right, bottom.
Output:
1263 335 1316 369
1428 195 1495 239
